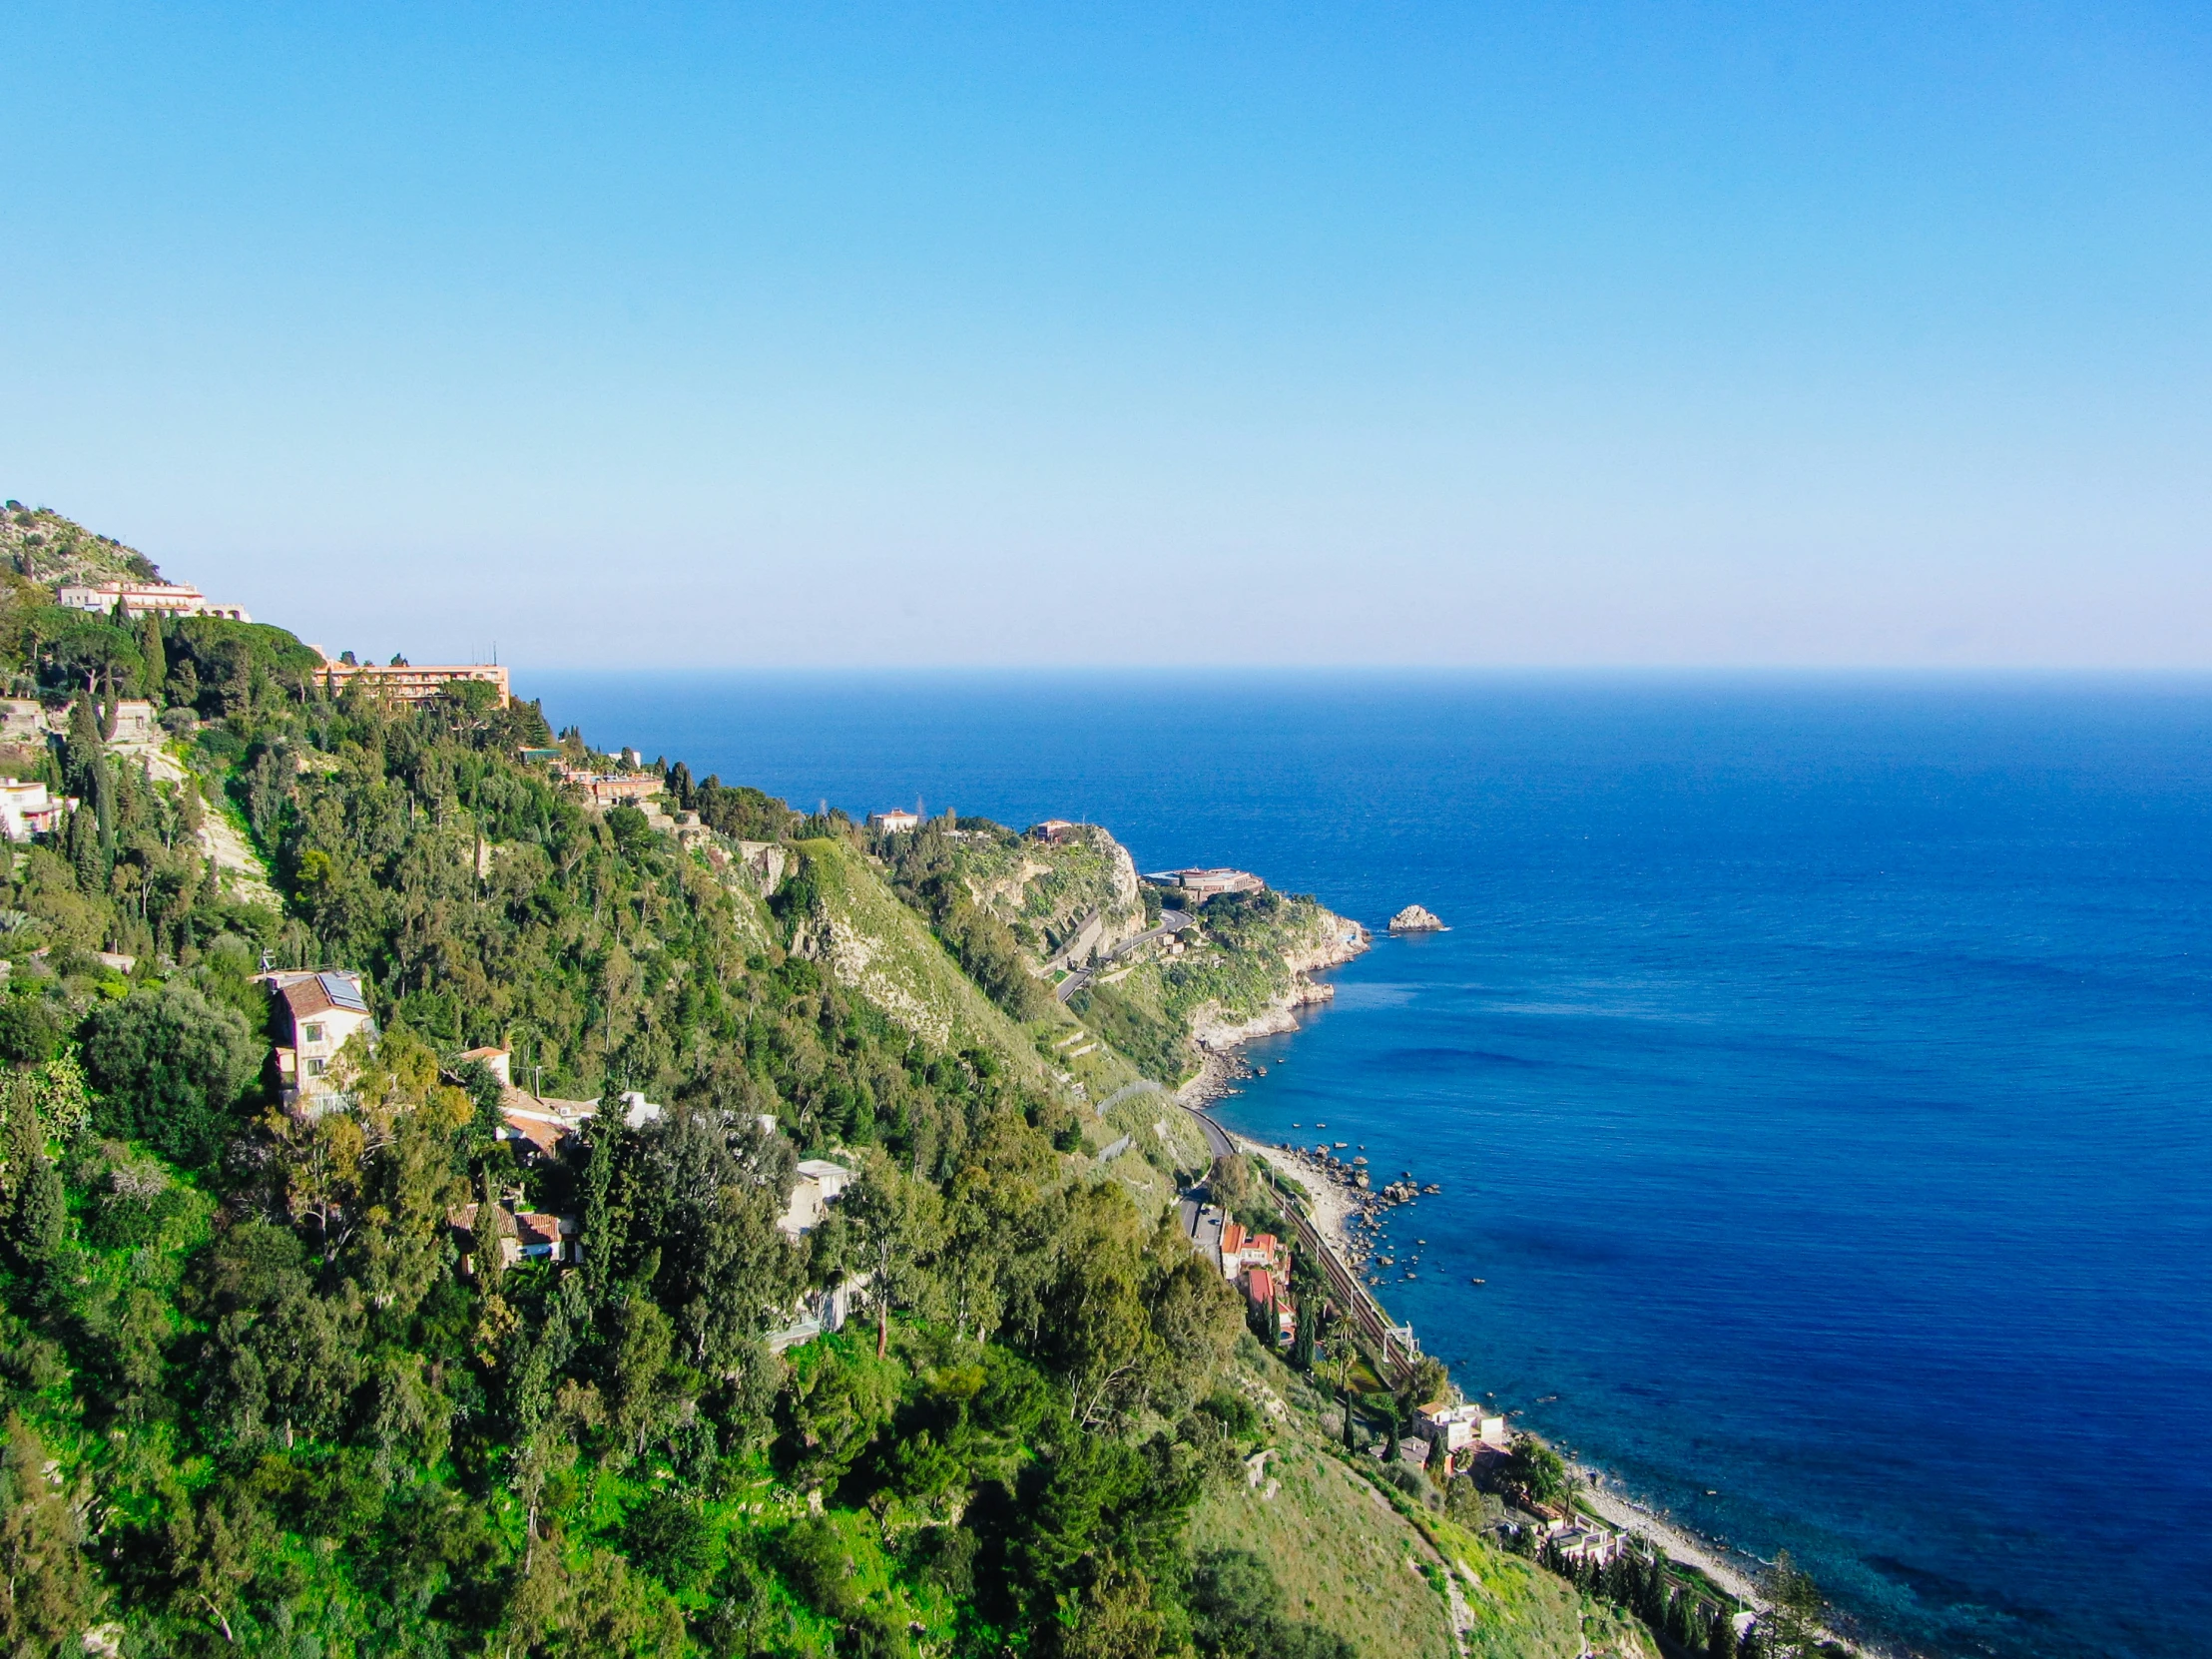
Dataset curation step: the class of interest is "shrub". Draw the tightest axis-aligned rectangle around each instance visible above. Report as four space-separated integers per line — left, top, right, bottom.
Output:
82 982 258 1166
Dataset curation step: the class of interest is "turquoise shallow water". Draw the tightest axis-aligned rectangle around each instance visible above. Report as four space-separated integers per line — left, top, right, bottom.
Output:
534 671 2212 1659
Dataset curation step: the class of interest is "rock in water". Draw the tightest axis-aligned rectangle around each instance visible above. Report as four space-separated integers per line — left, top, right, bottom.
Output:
1388 903 1446 932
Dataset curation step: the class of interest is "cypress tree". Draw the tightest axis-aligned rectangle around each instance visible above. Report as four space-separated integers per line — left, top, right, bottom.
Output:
67 807 104 893
1708 1604 1738 1659
139 613 166 702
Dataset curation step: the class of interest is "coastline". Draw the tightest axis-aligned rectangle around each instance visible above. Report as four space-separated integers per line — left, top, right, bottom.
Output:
1171 920 1880 1659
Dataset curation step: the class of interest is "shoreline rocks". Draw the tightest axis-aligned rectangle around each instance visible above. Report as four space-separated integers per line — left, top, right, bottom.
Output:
1387 903 1446 933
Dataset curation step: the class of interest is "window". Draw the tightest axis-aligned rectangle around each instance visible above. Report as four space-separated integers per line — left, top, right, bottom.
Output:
305 1058 327 1077
302 1023 323 1043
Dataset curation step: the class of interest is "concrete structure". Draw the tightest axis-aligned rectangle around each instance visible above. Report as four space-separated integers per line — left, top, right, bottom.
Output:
264 970 377 1109
868 809 921 833
1144 867 1266 903
1047 908 1107 971
565 771 665 810
1030 819 1080 842
781 1158 856 1239
318 659 510 707
108 700 159 743
0 779 73 839
57 580 250 623
1418 1402 1509 1463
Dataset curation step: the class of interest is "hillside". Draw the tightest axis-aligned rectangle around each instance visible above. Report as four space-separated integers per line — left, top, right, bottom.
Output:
0 504 1729 1659
1 500 162 587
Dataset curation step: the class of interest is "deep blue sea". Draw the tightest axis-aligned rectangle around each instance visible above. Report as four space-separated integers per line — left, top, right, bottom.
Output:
533 672 2212 1659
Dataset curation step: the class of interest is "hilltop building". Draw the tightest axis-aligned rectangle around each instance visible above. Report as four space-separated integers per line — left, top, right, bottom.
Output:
57 580 251 623
868 809 920 833
1144 867 1265 903
317 658 510 707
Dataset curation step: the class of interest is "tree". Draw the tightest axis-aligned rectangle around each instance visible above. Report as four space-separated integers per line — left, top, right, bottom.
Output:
138 613 166 702
1503 1433 1569 1510
0 1417 99 1649
1757 1551 1824 1658
842 1152 944 1360
83 982 259 1166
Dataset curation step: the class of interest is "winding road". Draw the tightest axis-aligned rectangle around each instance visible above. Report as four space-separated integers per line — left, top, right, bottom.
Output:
1054 908 1196 1001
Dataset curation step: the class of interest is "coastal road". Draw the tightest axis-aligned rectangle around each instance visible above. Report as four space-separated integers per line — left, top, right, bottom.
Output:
1184 1102 1236 1159
1054 909 1195 1002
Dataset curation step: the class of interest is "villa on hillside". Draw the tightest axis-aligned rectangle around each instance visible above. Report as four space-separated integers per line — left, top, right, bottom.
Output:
1144 867 1266 903
1180 1200 1296 1344
262 970 377 1110
448 1202 581 1277
868 808 921 833
560 769 666 810
1029 819 1080 842
771 1156 863 1352
452 1046 663 1163
58 579 251 623
0 779 74 839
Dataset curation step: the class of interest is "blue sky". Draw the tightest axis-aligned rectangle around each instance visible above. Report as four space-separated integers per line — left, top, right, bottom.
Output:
4 3 2208 668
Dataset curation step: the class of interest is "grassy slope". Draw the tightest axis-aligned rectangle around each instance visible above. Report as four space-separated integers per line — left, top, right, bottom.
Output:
1190 1342 1630 1659
1192 1433 1457 1659
0 502 162 586
795 836 1067 1098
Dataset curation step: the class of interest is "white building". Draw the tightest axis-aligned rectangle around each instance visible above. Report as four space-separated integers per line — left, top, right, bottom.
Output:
264 970 377 1110
781 1158 856 1238
57 580 251 623
0 780 73 840
1419 1401 1509 1455
868 809 921 833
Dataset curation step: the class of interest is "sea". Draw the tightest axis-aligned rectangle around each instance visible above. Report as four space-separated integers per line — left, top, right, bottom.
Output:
532 671 2212 1659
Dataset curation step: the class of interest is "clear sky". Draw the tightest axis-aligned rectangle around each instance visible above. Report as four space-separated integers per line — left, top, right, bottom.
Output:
4 3 2208 669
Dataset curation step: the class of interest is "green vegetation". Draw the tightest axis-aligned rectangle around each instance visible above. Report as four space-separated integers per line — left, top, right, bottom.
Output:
0 506 1773 1657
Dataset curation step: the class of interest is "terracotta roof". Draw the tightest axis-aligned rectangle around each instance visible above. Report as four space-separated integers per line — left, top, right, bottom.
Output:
500 1111 574 1159
279 971 369 1020
514 1212 576 1248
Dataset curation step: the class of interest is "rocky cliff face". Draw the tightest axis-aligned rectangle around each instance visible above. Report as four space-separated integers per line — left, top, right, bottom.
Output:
955 823 1145 962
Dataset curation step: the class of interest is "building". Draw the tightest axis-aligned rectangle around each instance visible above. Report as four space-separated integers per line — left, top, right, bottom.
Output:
1144 867 1266 903
769 1157 865 1352
56 580 251 623
448 1202 581 1277
318 659 511 707
264 970 377 1109
565 771 665 810
868 809 921 833
455 1049 666 1161
780 1159 856 1239
1030 819 1080 842
1418 1401 1509 1471
1542 1518 1625 1567
107 700 160 743
0 779 74 839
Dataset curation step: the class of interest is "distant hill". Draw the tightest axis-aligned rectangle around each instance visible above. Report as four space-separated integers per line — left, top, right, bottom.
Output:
0 498 163 588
